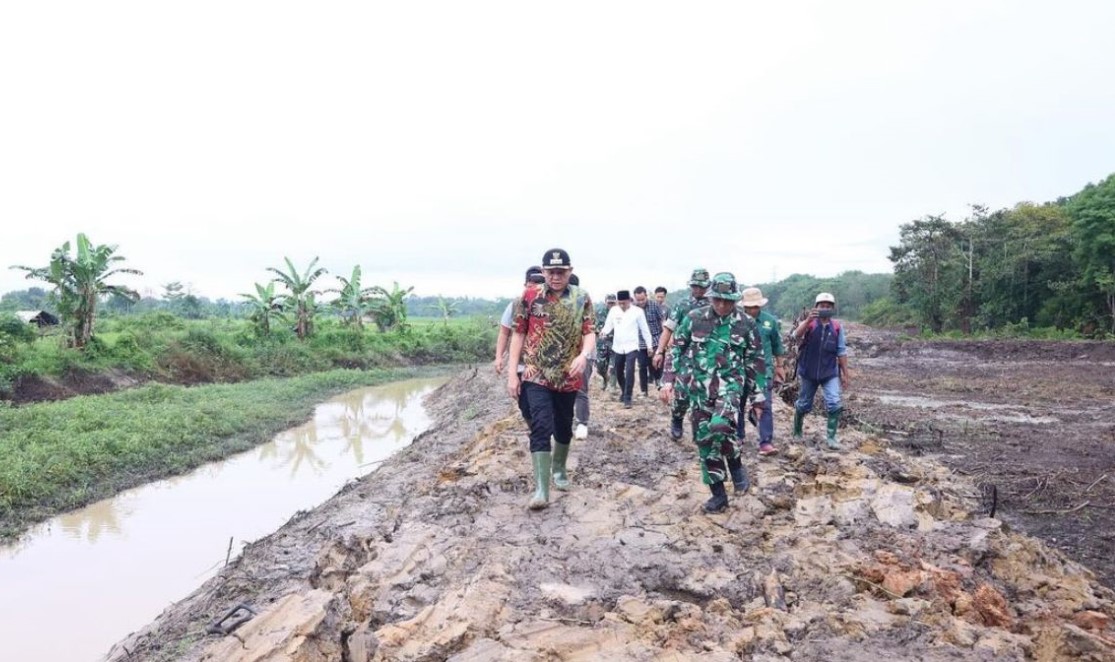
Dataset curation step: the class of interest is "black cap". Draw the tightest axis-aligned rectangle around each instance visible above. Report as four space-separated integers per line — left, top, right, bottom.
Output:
541 248 572 269
616 290 631 301
525 265 544 284
568 274 580 286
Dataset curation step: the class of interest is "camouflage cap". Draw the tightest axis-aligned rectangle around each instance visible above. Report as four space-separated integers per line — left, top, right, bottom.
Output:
688 268 711 288
707 272 742 301
604 293 618 303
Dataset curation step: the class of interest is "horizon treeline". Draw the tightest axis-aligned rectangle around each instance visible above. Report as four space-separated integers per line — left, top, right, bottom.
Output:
875 173 1115 336
4 171 1112 337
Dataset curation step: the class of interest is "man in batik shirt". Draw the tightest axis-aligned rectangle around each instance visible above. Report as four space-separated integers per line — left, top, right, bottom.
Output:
507 248 596 510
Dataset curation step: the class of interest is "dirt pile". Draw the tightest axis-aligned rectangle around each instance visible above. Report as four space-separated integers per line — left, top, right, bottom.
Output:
848 325 1115 589
6 368 144 403
105 367 1115 661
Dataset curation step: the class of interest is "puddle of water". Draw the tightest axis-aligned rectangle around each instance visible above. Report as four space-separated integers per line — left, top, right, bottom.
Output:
940 413 1060 425
873 392 1016 410
868 392 1059 424
0 376 446 662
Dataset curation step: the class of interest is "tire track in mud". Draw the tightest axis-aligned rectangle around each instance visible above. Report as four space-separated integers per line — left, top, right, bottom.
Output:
107 367 1115 661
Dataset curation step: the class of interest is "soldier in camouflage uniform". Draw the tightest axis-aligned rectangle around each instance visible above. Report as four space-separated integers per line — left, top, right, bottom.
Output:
652 268 712 440
660 273 767 513
595 293 617 389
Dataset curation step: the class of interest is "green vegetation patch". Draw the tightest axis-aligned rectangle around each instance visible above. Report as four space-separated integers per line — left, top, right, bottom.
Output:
0 366 448 539
0 316 494 396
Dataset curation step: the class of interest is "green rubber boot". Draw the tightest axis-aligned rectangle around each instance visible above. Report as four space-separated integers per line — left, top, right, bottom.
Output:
825 407 843 450
551 442 571 491
792 409 805 439
528 452 552 510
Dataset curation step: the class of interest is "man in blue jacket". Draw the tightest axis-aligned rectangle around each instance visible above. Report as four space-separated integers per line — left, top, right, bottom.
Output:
790 292 850 450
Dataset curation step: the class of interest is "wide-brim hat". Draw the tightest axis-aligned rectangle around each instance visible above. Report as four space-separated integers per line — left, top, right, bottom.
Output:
688 268 711 288
740 287 768 307
707 272 741 301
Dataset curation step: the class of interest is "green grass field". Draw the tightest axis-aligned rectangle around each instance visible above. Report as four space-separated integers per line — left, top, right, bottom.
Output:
0 366 452 539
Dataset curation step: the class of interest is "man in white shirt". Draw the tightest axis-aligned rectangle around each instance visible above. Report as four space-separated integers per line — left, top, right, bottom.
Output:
599 289 654 408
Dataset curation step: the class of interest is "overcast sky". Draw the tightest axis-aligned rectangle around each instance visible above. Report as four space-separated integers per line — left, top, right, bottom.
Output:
2 1 1113 303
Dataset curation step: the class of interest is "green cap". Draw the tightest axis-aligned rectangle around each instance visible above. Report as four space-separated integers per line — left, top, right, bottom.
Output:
688 268 711 288
707 272 741 301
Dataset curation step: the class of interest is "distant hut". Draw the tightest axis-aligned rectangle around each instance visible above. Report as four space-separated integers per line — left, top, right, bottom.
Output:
16 310 60 328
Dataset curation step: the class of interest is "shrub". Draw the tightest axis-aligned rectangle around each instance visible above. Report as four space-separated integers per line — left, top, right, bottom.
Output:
109 311 187 333
860 297 918 327
0 314 37 345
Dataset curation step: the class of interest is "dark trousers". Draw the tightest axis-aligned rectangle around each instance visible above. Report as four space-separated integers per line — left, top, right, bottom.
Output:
517 384 532 424
613 351 637 404
523 382 577 452
636 349 650 393
735 385 775 444
648 345 663 384
574 361 592 425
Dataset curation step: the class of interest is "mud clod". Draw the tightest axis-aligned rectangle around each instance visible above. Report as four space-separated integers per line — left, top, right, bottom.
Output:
105 364 1115 661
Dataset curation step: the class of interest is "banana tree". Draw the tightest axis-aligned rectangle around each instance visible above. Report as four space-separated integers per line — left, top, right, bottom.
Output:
369 281 414 332
435 296 458 326
268 257 327 340
11 233 141 348
328 266 377 329
239 282 284 336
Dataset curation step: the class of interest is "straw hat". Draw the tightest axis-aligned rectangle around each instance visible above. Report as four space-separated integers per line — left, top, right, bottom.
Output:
740 287 768 307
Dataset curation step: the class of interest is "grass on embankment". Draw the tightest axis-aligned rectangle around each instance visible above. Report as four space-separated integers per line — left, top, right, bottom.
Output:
0 366 449 540
0 315 495 399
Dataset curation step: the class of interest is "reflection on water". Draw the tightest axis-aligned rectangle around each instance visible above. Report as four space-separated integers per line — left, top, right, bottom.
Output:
0 376 445 662
59 499 124 543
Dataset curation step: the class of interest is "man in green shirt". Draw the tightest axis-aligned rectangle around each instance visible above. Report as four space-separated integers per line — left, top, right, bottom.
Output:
739 287 786 456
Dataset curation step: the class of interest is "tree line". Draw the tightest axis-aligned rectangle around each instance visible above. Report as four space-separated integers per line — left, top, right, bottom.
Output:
11 170 1112 350
880 173 1115 336
6 235 419 348
2 234 897 353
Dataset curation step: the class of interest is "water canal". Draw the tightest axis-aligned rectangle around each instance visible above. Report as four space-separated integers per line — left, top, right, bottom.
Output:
0 376 447 662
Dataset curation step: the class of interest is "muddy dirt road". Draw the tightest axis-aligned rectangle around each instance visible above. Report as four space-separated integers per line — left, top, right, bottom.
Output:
848 326 1115 590
106 365 1115 660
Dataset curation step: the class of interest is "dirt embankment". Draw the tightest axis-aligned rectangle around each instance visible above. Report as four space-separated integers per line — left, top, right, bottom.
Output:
847 325 1115 590
106 366 1115 661
5 368 146 404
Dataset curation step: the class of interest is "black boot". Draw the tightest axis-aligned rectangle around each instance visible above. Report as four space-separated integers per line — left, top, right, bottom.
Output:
703 481 729 513
727 456 749 493
670 416 684 440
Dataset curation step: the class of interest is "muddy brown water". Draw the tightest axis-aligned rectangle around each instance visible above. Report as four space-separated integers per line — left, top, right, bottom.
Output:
0 376 445 662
